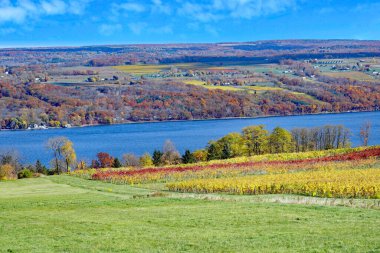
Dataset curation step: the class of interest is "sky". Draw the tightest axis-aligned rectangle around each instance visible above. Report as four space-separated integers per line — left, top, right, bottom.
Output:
0 0 380 47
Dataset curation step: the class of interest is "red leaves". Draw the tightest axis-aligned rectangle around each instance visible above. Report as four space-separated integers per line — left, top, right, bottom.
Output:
91 147 380 181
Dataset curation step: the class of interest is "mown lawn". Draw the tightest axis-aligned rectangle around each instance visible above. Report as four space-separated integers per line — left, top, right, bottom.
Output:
0 176 379 252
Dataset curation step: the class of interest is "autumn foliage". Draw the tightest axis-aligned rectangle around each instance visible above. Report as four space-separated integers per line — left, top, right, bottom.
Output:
69 147 380 199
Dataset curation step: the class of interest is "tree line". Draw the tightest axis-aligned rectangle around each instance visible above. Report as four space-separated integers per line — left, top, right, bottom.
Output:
0 122 372 180
42 124 358 170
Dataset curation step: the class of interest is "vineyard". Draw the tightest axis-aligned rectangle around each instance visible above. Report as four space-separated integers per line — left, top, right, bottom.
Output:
72 147 380 199
167 168 380 198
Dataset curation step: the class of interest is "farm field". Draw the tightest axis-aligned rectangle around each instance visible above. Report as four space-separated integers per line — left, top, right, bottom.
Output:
1 175 380 252
114 64 182 75
182 79 243 91
182 79 318 102
114 63 216 75
322 71 375 81
113 63 287 76
78 147 380 188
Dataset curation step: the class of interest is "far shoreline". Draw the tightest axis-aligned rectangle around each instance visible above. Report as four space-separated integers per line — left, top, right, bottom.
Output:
0 110 377 133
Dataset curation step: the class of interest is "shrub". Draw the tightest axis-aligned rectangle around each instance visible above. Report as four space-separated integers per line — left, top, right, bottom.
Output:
0 164 17 180
139 153 153 167
17 168 33 179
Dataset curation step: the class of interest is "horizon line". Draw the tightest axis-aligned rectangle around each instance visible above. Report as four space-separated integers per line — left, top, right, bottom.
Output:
0 38 378 50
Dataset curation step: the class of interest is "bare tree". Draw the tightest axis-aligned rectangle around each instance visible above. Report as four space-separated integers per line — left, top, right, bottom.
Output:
161 140 181 165
122 153 140 167
360 121 371 146
46 137 76 174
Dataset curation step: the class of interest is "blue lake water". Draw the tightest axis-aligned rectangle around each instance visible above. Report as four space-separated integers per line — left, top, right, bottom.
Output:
1 111 379 165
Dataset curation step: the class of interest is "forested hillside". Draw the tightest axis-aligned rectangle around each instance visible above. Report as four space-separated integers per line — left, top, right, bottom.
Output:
1 40 380 129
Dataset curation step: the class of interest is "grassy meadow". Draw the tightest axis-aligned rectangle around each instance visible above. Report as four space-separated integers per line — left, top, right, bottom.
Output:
1 176 380 252
1 147 380 252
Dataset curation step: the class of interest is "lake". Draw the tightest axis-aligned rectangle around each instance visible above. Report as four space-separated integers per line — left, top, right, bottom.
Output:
1 111 379 165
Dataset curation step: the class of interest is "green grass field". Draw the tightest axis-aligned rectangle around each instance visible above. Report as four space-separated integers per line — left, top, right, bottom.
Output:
1 176 379 252
323 71 375 81
114 63 201 75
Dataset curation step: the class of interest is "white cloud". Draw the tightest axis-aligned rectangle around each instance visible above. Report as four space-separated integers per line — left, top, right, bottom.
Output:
0 6 27 23
120 2 145 12
0 27 16 35
41 0 66 15
178 2 220 22
68 0 93 15
99 23 122 36
225 0 298 18
151 0 171 14
152 25 172 34
354 3 380 13
19 0 38 12
178 0 297 22
0 0 92 24
205 24 218 36
128 22 147 35
317 7 334 15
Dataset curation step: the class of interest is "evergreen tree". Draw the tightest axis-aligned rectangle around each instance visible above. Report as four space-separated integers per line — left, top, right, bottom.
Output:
206 142 220 161
35 160 48 174
182 150 196 164
113 157 122 168
35 160 43 173
221 143 232 159
152 150 163 166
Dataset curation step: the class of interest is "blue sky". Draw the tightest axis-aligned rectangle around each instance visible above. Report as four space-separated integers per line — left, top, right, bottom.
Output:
0 0 380 47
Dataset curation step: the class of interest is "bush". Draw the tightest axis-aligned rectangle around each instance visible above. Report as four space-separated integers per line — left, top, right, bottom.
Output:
17 168 33 179
140 153 153 167
0 164 17 180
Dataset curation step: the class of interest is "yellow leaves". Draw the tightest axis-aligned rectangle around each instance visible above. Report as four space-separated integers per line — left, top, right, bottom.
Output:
167 168 380 199
0 164 16 180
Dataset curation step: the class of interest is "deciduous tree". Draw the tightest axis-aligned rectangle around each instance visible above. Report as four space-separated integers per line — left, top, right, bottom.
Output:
47 136 74 174
242 125 269 155
161 140 181 165
269 127 294 153
122 153 139 167
96 152 114 168
360 121 371 146
61 140 76 172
